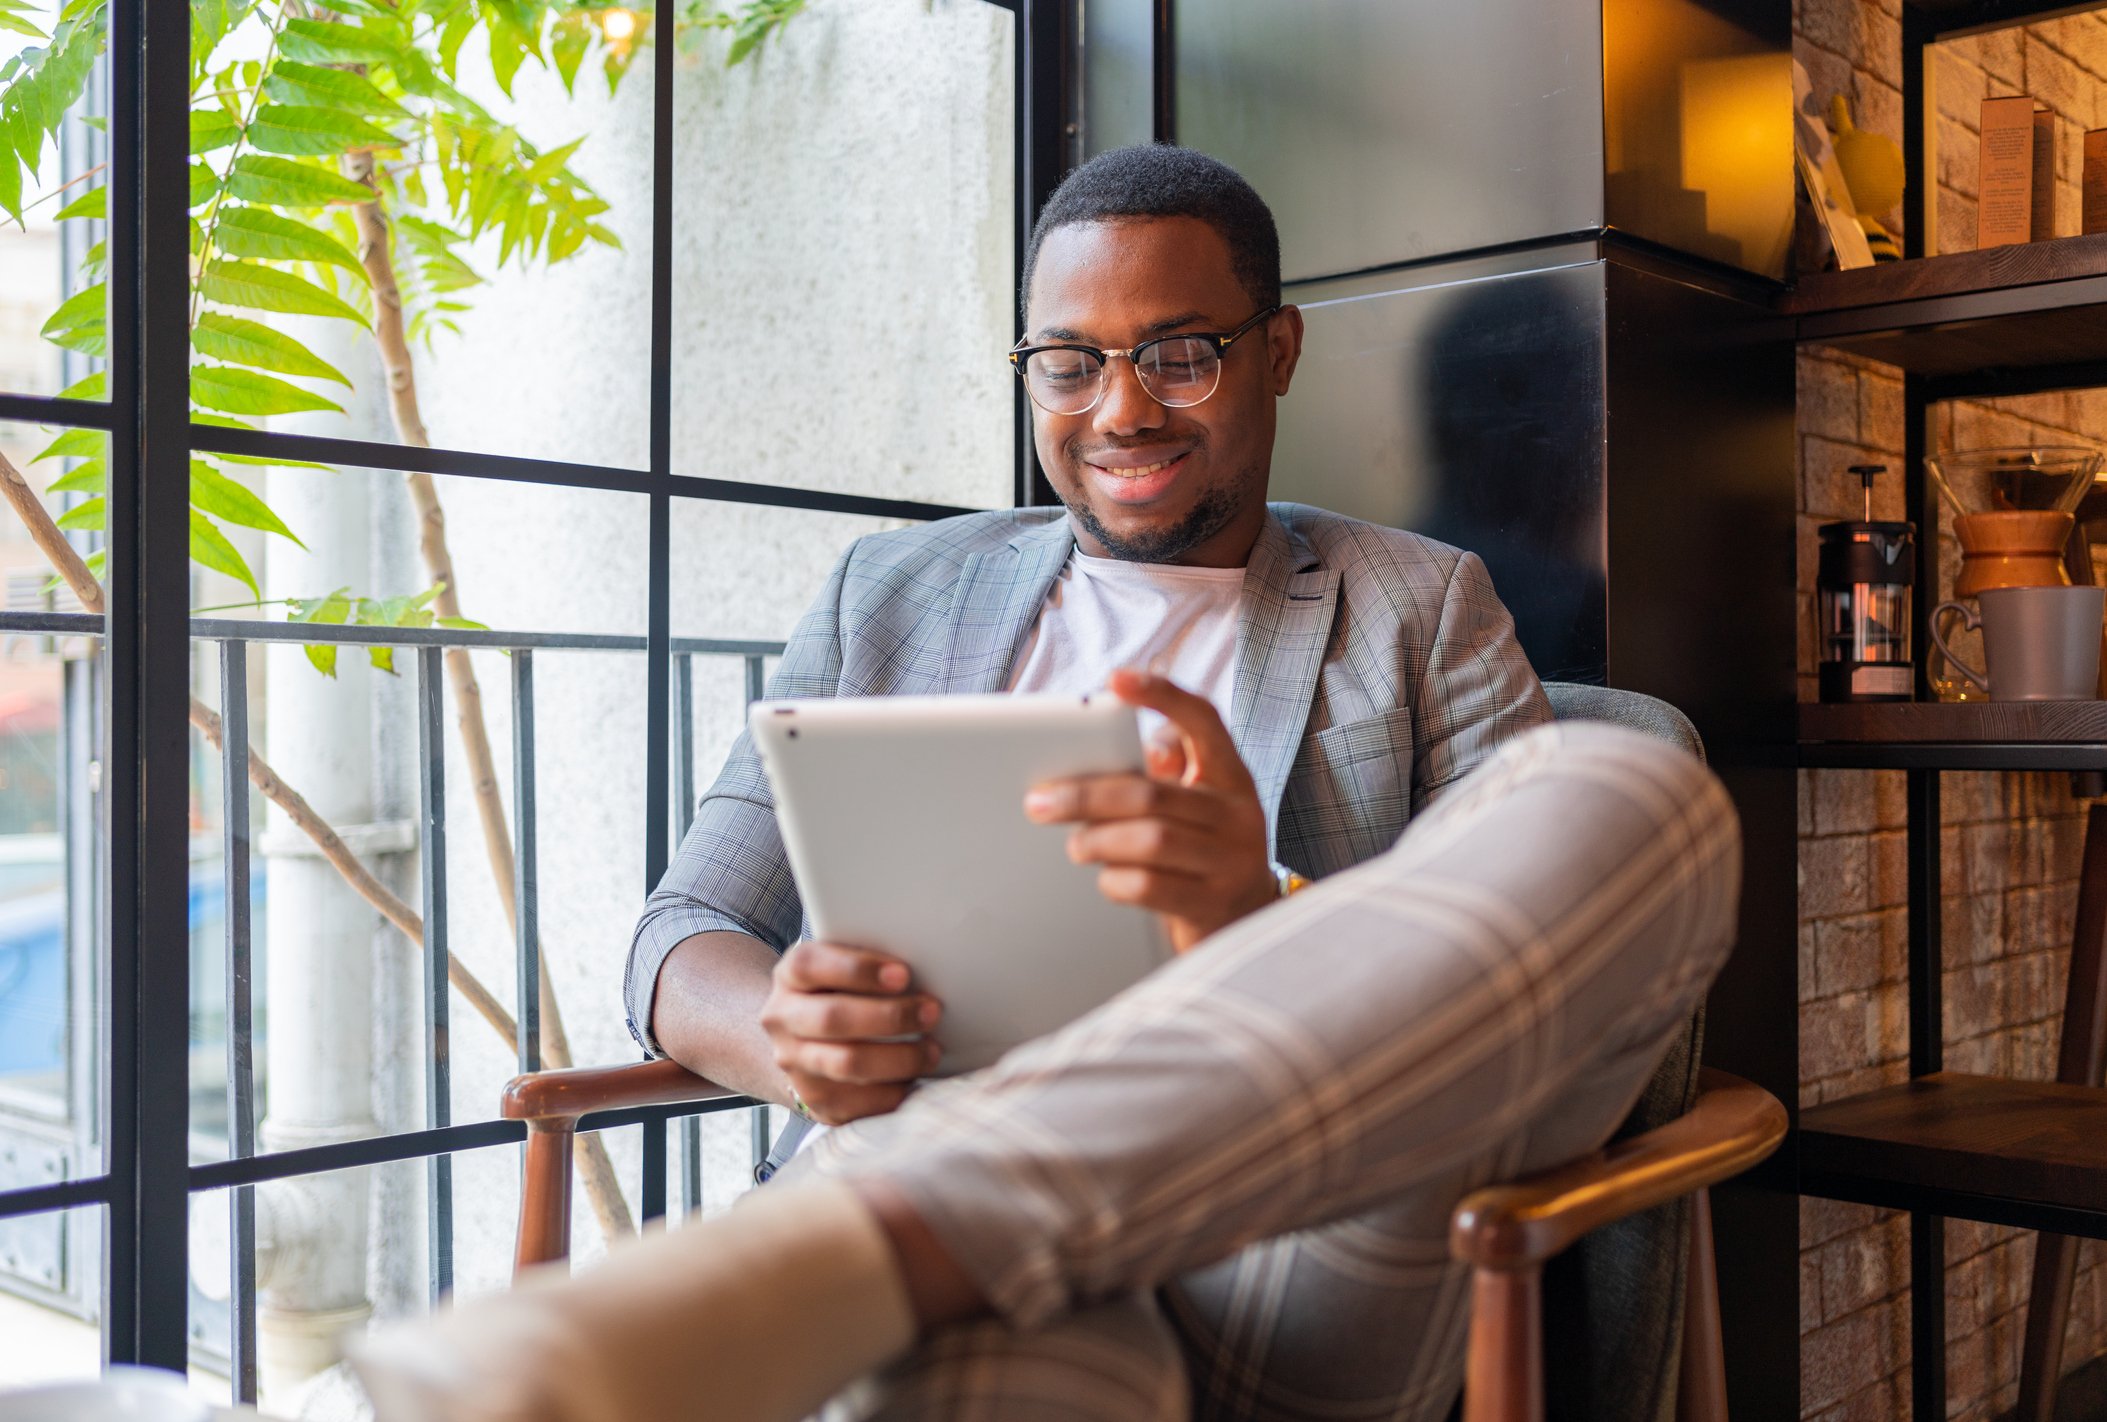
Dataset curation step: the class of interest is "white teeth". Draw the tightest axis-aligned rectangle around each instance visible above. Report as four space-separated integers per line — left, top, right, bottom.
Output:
1100 457 1176 478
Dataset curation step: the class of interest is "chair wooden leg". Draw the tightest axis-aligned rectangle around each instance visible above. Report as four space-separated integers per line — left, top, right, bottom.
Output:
514 1123 575 1276
2016 803 2107 1421
1677 1188 1730 1422
1464 1265 1543 1422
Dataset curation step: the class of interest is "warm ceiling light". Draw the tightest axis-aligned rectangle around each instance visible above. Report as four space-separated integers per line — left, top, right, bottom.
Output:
601 8 637 42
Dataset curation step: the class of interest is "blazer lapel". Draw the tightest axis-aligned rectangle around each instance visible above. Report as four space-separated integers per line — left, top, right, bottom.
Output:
940 515 1075 694
1231 511 1340 856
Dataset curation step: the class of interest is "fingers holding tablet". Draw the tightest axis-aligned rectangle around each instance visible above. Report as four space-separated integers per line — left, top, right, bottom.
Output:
762 941 942 1126
1025 671 1275 955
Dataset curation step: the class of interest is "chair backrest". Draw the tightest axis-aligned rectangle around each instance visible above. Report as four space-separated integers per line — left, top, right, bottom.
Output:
1538 683 1705 1422
1542 682 1705 765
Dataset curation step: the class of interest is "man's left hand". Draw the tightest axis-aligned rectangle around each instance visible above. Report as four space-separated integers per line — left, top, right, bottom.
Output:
1024 668 1276 954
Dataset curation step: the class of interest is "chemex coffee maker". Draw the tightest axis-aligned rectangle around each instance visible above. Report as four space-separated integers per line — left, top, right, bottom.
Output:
1817 464 1914 702
1925 446 2104 700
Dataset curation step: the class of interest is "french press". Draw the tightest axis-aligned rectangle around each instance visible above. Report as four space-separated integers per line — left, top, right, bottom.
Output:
1817 464 1915 703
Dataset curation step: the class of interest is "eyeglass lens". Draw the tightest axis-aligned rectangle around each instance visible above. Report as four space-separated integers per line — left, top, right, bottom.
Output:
1023 336 1221 415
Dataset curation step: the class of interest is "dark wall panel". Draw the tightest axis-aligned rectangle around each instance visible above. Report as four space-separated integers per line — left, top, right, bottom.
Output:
1175 0 1607 283
1270 257 1610 684
1603 255 1798 1420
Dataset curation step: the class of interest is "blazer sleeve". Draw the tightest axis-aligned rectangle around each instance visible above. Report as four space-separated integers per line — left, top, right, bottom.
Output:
1411 550 1553 814
622 547 852 1056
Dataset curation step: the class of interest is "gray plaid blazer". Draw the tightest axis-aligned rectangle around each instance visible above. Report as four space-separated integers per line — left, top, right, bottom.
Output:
625 502 1550 1053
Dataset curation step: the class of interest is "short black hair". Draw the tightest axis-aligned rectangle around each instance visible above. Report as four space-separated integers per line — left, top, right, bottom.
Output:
1021 145 1282 319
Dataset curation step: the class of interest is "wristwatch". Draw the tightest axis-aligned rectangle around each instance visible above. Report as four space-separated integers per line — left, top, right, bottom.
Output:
1272 862 1312 898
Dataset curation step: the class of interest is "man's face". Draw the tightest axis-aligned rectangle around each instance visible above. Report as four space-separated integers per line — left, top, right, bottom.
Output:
1022 216 1303 567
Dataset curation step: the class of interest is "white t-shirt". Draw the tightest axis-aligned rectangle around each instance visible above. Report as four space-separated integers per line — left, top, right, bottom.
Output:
1005 549 1247 730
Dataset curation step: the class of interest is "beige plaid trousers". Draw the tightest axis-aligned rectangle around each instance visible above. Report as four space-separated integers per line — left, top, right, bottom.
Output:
792 719 1741 1422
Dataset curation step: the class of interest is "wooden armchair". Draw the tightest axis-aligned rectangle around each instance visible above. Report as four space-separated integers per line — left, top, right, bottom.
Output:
502 1060 1784 1422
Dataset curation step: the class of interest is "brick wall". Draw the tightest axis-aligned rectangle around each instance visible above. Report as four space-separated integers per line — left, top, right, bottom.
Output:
1794 5 2107 1419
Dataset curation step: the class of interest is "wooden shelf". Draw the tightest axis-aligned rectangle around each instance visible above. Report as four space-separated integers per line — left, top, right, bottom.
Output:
1789 234 2107 379
1799 700 2107 769
1799 1074 2107 1238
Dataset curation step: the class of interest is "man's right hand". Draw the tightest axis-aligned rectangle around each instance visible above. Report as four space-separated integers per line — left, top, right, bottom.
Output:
758 941 943 1126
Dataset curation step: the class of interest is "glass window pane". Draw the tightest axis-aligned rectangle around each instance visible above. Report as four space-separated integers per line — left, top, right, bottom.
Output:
0 419 100 1187
671 500 910 646
1082 0 1152 158
0 1206 109 1390
184 7 651 467
0 1 106 403
670 3 1015 509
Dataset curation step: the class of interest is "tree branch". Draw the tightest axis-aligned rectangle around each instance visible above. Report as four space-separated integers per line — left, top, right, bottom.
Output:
342 148 634 1243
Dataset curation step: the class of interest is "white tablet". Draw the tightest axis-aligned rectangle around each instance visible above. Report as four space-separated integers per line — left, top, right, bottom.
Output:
749 694 1173 1075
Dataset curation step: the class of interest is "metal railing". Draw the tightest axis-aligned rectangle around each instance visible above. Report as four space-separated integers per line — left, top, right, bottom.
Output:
0 608 784 1398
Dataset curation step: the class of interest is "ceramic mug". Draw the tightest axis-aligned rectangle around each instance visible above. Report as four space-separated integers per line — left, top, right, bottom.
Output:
1931 585 2107 701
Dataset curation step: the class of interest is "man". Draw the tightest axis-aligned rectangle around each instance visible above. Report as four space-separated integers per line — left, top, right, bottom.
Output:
358 147 1741 1422
626 143 1550 1133
358 721 1740 1422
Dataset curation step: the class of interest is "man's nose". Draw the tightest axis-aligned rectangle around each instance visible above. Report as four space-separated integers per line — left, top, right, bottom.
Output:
1092 355 1167 437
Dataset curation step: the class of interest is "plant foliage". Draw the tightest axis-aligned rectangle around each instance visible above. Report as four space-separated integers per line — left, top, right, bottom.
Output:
2 0 798 662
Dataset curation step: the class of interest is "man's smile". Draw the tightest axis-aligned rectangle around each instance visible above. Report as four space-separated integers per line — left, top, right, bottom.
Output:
1081 447 1194 504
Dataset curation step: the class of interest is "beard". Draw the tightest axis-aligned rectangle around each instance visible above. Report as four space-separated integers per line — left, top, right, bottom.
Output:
1058 476 1243 564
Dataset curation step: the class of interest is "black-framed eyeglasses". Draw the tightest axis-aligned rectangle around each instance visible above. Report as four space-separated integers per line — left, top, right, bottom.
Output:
1008 306 1281 416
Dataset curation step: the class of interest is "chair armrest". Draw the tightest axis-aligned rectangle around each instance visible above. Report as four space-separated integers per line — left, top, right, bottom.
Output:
1449 1068 1786 1271
501 1057 743 1128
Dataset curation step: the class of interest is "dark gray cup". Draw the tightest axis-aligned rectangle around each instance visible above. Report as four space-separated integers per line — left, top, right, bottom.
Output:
1932 585 2106 701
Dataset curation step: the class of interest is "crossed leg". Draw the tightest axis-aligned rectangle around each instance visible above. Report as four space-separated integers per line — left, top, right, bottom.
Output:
351 721 1741 1422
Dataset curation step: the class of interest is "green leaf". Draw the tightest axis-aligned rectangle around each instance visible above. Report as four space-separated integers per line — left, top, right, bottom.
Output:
189 460 304 546
212 205 365 273
288 588 350 624
0 154 20 224
262 61 408 119
31 428 103 463
226 154 374 208
190 161 218 209
217 452 330 472
248 104 401 158
277 17 400 67
39 281 105 354
522 136 584 186
189 509 260 600
55 369 104 401
190 364 345 417
193 312 350 384
46 458 104 494
53 182 103 219
189 0 236 62
0 8 46 39
198 259 370 327
54 495 103 531
550 15 589 93
190 107 239 155
288 585 350 676
435 615 489 632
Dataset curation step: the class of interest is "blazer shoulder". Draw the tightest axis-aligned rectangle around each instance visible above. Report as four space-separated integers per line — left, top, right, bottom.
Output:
1269 502 1471 591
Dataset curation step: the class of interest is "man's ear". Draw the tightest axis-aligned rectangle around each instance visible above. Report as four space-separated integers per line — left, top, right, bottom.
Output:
1270 305 1305 396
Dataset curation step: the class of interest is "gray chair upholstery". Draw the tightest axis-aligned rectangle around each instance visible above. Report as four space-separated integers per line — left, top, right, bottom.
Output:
1539 683 1706 1422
